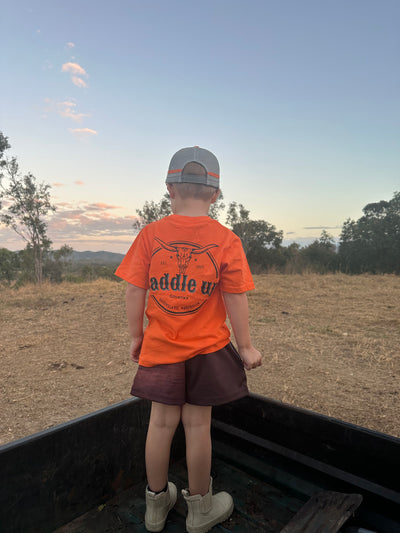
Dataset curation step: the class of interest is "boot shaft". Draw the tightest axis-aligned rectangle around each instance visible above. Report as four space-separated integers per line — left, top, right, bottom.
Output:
145 482 177 532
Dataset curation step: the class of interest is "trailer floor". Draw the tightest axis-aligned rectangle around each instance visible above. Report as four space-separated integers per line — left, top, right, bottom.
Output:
55 444 305 533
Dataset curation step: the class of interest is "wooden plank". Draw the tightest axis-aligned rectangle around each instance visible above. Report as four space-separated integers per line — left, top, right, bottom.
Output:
280 491 362 533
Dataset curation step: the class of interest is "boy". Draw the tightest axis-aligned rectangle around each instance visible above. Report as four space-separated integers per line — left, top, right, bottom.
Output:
115 146 262 533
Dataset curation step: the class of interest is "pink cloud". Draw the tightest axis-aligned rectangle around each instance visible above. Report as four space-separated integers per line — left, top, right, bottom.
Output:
72 76 88 88
51 219 69 230
57 209 86 221
86 202 122 211
61 62 87 76
66 42 75 49
2 202 140 253
53 182 65 187
49 206 139 235
74 180 85 186
58 100 88 121
61 62 89 89
70 128 98 141
43 98 88 122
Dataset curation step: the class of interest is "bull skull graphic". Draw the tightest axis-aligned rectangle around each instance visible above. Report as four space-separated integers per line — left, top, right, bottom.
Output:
154 237 217 275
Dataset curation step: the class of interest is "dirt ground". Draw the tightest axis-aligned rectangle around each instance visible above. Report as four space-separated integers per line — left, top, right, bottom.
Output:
0 274 399 446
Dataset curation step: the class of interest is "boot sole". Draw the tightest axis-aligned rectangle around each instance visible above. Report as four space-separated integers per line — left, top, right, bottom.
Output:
186 500 234 533
145 520 168 532
145 522 165 532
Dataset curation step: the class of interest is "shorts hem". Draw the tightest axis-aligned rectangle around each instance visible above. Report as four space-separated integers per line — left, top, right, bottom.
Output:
130 391 186 406
187 389 249 406
131 387 249 407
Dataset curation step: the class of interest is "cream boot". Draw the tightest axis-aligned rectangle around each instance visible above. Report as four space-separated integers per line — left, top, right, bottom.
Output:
145 482 177 532
182 478 234 533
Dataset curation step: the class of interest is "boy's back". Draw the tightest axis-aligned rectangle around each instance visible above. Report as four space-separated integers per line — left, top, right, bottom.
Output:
115 213 254 367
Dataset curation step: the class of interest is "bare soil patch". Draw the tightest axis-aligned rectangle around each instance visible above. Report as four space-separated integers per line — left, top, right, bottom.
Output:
0 274 399 446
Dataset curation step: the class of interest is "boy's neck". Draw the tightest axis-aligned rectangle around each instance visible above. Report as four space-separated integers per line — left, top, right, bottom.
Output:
172 198 212 217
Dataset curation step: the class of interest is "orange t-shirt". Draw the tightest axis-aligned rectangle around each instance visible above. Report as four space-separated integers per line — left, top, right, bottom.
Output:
115 214 254 367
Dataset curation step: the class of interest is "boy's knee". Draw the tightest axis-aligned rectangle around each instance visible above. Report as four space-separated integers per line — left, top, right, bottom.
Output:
150 403 181 431
181 404 212 430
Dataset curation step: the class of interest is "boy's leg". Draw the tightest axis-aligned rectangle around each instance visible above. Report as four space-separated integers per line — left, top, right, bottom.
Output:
145 402 181 492
181 403 212 496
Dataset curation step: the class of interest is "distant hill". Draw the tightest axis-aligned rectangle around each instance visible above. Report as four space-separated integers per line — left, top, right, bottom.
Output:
71 251 125 265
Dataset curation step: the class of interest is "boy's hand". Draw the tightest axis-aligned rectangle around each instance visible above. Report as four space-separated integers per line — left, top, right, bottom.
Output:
239 345 262 370
129 336 143 362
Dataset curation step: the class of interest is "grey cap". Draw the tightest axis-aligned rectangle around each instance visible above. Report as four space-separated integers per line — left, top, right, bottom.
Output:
166 146 220 189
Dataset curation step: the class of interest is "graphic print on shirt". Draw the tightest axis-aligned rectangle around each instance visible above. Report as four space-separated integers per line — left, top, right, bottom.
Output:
150 237 219 315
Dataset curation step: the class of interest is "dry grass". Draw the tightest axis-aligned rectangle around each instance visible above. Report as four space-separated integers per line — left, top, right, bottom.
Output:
0 274 399 446
247 274 400 436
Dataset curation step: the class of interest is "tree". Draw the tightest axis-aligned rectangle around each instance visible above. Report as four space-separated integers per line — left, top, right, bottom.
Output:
134 191 225 228
0 133 11 211
226 202 283 269
43 245 74 282
0 133 56 283
339 192 400 274
0 248 20 284
135 193 172 228
0 132 10 163
301 230 338 273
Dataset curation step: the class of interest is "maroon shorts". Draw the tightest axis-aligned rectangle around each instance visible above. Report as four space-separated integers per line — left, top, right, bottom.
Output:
130 342 248 406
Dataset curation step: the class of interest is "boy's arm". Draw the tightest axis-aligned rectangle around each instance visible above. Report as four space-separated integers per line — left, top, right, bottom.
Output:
126 283 147 362
223 291 262 370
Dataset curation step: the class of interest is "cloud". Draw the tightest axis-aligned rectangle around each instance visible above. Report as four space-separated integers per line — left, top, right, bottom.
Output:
58 100 88 121
43 98 88 122
1 200 139 253
66 42 75 49
45 201 139 250
52 182 65 187
62 62 89 88
85 203 122 211
71 76 88 88
69 128 98 141
74 180 85 186
303 226 341 230
61 62 87 76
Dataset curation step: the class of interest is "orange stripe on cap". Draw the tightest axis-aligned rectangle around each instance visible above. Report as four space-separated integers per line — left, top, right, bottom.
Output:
168 168 219 178
168 169 183 174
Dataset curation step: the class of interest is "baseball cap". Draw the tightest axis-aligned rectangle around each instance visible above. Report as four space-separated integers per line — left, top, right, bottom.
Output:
166 146 220 189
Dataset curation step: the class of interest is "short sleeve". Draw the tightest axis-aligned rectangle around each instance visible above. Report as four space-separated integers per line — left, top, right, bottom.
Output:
219 234 255 293
114 228 152 289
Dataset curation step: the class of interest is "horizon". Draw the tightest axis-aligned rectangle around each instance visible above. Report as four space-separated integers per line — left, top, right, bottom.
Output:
1 234 340 255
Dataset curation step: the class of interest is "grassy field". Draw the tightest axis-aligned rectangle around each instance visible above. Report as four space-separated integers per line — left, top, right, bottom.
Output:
0 273 399 446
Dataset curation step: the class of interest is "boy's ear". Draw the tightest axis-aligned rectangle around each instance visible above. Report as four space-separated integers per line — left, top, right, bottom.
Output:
210 188 220 204
167 183 176 199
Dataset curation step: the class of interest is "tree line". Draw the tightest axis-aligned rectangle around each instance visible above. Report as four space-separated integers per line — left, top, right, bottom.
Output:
136 191 400 275
1 130 399 285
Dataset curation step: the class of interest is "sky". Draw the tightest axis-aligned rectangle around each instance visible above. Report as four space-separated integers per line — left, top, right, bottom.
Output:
1 0 399 253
